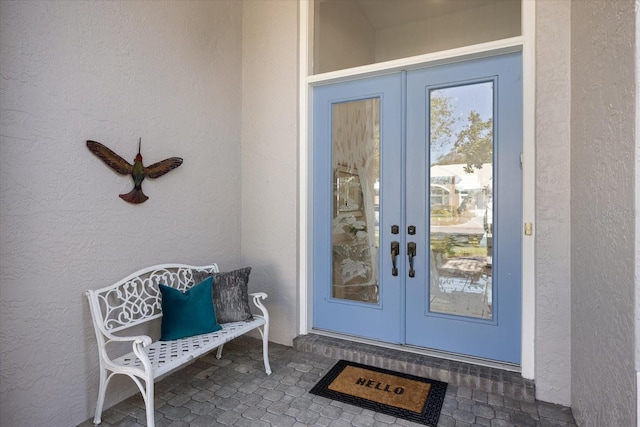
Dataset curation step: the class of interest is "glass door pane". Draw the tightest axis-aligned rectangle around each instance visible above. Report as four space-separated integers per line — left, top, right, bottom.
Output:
331 98 380 304
428 82 494 320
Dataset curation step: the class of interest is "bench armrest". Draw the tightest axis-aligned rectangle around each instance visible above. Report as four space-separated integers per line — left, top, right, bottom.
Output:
103 334 154 374
107 334 153 348
250 292 269 321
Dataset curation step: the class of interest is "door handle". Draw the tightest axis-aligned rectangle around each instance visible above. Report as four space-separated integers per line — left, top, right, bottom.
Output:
391 241 400 276
407 242 416 278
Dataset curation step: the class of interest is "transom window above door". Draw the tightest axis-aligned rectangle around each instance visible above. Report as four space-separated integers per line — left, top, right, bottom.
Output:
311 0 522 75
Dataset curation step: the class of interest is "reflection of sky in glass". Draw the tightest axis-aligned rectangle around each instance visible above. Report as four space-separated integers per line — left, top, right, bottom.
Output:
430 82 493 163
428 82 495 321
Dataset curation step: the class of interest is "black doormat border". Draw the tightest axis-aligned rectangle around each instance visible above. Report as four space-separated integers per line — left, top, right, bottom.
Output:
310 359 448 426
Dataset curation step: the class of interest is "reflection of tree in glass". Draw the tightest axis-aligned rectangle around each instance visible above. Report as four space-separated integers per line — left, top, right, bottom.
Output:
454 111 493 173
430 91 457 153
431 92 493 173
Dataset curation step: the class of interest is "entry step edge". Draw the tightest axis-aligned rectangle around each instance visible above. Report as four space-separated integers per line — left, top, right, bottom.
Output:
293 333 535 402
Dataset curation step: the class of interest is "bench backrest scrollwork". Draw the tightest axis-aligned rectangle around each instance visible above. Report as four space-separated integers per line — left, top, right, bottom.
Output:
86 264 219 335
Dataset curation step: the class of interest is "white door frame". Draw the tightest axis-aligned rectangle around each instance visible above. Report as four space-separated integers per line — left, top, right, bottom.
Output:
297 0 536 379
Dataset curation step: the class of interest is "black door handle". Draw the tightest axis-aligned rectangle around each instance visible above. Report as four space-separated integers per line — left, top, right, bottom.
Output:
408 242 416 278
391 241 400 276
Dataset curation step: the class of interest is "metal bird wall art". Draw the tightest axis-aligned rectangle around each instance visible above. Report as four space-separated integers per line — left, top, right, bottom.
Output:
87 138 183 204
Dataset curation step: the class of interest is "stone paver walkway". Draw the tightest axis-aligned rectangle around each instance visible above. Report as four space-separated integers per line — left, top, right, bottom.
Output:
78 336 577 427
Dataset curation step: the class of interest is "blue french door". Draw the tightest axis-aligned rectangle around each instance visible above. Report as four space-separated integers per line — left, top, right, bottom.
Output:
312 73 403 343
313 53 522 363
405 53 522 363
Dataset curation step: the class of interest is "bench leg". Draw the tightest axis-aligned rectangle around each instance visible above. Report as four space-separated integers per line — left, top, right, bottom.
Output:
128 374 155 427
144 379 155 427
216 344 224 359
260 326 272 375
93 368 110 424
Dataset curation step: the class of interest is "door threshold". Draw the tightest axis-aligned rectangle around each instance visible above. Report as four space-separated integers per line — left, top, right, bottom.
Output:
294 331 534 401
310 329 520 372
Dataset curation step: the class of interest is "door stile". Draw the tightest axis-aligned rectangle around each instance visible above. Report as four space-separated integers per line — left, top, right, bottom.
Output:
399 70 408 344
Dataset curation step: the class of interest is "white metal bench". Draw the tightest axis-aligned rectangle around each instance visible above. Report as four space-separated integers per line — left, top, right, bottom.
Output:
86 263 271 426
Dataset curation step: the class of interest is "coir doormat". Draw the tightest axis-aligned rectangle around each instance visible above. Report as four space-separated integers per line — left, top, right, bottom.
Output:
310 360 447 426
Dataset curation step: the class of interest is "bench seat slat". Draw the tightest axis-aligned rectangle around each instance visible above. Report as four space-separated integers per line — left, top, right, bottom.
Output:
112 318 266 378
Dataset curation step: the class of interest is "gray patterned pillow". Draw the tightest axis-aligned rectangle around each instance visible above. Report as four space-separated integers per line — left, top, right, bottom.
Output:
193 267 253 323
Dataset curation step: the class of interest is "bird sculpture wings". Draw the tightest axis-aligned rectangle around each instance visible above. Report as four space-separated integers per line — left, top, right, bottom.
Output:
144 157 184 178
86 141 133 175
86 139 183 203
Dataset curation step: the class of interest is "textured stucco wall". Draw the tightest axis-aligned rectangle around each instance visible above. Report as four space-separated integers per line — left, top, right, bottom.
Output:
375 1 520 63
0 1 242 425
571 0 637 425
534 0 572 406
241 0 299 346
314 0 375 74
637 1 640 420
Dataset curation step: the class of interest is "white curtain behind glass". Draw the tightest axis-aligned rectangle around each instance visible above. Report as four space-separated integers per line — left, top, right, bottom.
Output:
332 99 379 286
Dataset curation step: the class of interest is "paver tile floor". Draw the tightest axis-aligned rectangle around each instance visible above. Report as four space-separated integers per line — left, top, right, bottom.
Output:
78 336 577 427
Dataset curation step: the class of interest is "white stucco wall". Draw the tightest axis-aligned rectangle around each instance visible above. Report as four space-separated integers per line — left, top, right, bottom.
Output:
314 0 375 74
0 1 243 426
241 0 299 346
637 1 640 423
534 0 572 406
374 1 520 63
571 0 637 425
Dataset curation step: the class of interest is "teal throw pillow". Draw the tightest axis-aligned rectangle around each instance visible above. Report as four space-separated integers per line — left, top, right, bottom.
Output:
159 277 222 341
